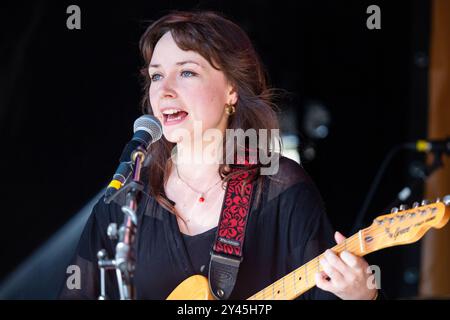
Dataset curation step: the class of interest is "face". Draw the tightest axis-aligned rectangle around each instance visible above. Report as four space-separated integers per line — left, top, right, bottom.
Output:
148 31 237 144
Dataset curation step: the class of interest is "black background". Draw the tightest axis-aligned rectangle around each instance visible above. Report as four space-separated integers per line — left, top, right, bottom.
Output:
0 0 431 299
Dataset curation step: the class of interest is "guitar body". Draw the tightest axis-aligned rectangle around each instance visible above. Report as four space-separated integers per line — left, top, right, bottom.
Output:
166 275 215 300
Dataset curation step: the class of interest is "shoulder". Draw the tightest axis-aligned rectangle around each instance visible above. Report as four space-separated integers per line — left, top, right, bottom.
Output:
256 157 332 253
260 156 328 224
263 156 318 199
88 194 126 230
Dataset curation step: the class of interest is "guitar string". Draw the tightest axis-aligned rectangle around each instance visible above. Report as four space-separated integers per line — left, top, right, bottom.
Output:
249 240 378 300
249 225 431 300
249 240 361 300
248 215 438 300
249 227 419 300
165 206 439 300
248 241 361 300
249 208 442 300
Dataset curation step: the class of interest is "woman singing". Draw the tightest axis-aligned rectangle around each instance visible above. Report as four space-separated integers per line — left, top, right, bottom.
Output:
60 10 379 300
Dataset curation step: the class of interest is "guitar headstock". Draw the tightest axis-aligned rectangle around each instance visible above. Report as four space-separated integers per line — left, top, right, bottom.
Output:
364 196 450 252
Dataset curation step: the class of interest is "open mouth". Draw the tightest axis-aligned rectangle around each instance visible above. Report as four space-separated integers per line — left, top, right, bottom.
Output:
162 109 189 126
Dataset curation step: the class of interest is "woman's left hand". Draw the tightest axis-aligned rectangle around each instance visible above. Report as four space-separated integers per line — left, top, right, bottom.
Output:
315 231 378 300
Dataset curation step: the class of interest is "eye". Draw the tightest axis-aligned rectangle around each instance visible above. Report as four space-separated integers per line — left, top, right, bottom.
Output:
150 73 162 82
181 70 197 78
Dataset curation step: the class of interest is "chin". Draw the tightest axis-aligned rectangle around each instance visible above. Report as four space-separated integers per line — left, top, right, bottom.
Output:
163 132 183 144
163 127 192 144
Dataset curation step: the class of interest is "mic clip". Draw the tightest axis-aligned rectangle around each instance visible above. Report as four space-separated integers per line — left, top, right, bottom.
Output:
104 180 144 205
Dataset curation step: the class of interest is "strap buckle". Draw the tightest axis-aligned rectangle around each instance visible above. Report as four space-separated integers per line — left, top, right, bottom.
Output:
210 251 243 266
208 251 243 300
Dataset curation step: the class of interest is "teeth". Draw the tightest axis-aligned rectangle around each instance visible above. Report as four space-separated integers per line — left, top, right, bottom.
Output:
162 109 183 115
168 115 182 122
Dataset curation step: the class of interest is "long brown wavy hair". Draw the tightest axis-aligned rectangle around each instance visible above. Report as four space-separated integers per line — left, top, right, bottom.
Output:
139 10 281 215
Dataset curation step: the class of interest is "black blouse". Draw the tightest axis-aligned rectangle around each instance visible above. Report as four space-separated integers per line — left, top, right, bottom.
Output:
59 157 338 300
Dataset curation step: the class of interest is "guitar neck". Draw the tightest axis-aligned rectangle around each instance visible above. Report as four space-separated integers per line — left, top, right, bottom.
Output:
246 199 450 300
247 230 372 300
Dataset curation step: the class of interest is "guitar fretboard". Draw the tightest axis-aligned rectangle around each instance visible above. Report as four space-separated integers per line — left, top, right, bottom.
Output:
247 231 369 300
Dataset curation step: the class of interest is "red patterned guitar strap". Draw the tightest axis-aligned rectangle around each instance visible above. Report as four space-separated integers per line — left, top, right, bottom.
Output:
208 167 258 300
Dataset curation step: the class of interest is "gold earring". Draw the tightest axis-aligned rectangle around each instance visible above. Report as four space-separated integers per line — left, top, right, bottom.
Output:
225 104 236 115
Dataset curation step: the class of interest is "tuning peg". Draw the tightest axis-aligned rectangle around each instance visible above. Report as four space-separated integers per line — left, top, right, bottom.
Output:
435 197 441 203
444 195 450 206
399 204 408 211
391 207 399 213
412 202 419 208
421 200 430 206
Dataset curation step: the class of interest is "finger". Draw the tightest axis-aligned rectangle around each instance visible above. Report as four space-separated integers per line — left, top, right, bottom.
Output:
320 255 345 285
340 251 365 271
320 270 331 281
324 249 351 275
315 272 333 292
334 231 347 244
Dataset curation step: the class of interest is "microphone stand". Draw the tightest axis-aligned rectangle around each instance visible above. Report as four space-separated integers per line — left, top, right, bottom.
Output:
97 146 147 300
352 141 448 234
386 148 445 211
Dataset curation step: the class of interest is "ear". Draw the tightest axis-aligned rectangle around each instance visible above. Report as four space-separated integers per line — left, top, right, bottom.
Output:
226 84 238 105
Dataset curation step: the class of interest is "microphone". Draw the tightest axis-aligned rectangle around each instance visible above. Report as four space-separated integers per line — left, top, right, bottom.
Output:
104 115 162 202
406 137 450 154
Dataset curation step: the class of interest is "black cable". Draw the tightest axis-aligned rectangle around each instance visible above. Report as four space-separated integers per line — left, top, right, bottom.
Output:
351 143 409 234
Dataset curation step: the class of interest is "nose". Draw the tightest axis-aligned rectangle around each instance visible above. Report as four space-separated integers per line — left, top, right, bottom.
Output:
158 73 177 100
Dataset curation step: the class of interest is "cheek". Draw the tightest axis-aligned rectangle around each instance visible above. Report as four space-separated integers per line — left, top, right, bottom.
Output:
148 86 161 118
190 86 225 122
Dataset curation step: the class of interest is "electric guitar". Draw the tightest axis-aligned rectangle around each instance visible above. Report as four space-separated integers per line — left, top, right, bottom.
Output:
166 196 450 300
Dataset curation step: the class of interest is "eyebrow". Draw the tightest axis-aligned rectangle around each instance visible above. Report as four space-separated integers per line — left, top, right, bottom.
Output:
149 60 202 69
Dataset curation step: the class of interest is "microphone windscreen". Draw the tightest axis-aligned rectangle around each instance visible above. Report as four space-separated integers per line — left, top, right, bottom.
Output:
134 115 162 142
